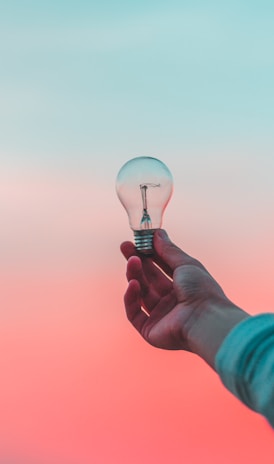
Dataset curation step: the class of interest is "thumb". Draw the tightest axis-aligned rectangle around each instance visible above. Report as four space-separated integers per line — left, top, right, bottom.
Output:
154 229 194 272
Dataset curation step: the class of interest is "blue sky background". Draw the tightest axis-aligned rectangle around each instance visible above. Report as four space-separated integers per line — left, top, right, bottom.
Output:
1 0 274 174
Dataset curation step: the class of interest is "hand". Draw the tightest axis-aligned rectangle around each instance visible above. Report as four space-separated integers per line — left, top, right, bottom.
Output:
121 229 249 367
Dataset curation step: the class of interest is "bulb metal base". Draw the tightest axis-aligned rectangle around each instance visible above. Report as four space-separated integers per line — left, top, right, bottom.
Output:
134 229 156 255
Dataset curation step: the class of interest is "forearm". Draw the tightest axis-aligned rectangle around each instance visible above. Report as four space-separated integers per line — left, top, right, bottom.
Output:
185 298 250 369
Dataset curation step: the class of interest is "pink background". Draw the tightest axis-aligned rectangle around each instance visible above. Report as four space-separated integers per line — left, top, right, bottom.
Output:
1 155 274 463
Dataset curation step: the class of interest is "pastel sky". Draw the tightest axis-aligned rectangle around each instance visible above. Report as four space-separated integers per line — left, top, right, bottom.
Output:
1 1 274 463
1 0 274 168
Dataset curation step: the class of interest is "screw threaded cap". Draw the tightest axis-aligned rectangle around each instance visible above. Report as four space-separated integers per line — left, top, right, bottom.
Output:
134 229 156 255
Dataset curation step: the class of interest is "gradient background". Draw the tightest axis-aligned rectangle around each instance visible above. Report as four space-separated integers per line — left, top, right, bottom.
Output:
1 1 274 463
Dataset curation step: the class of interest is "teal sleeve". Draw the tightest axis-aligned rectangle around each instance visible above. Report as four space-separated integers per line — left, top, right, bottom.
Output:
215 313 274 427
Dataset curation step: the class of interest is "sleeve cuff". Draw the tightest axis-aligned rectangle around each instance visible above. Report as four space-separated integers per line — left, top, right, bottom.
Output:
215 313 274 426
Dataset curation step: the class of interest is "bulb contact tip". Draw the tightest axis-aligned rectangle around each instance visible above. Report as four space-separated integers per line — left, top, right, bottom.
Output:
134 229 156 255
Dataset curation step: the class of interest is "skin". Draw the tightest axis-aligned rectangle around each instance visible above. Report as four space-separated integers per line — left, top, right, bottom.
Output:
120 229 250 369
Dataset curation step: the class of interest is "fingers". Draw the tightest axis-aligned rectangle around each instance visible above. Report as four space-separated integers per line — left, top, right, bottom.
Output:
126 256 149 293
126 256 160 311
121 240 173 298
120 240 173 278
124 279 149 333
141 258 173 296
120 232 205 279
153 229 206 273
124 279 178 344
120 241 136 260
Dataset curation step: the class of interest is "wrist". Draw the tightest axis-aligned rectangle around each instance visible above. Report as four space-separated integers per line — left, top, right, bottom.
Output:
184 297 250 369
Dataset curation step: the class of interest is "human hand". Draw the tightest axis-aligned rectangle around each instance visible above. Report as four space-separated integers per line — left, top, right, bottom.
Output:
121 229 249 367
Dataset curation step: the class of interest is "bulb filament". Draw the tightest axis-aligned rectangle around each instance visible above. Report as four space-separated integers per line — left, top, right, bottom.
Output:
140 183 160 229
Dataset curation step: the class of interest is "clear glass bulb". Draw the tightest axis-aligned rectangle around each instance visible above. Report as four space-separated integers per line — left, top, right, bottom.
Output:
116 156 173 254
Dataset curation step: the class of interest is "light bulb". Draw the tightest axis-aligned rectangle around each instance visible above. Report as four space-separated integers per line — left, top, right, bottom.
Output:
116 156 173 254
